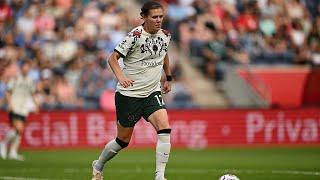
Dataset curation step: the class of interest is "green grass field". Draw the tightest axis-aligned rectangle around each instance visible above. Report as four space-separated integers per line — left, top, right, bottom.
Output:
0 147 319 180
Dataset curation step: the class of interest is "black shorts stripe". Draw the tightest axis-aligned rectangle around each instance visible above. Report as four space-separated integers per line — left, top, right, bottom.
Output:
8 111 26 123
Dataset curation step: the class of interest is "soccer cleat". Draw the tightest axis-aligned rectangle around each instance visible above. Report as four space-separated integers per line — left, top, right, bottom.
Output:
92 160 103 180
0 142 7 160
8 154 24 161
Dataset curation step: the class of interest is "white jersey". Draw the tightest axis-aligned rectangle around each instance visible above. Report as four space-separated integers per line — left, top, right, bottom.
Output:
114 25 171 97
7 74 36 116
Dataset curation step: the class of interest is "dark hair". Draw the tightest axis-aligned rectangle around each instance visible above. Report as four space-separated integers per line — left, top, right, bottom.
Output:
140 1 163 17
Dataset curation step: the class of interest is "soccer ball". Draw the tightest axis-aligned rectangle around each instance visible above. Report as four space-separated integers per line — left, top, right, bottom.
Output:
219 174 240 180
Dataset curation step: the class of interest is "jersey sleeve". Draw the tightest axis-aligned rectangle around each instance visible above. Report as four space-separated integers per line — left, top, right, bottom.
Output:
114 31 137 58
114 28 142 57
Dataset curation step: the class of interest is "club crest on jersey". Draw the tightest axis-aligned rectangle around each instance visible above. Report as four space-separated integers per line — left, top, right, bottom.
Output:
132 29 142 39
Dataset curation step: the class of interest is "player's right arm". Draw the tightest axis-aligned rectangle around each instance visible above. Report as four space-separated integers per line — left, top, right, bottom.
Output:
5 78 14 111
31 83 40 113
108 51 134 88
5 91 12 111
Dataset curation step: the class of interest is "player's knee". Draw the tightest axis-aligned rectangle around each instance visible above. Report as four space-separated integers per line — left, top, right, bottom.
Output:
13 121 24 133
12 129 20 136
115 137 129 148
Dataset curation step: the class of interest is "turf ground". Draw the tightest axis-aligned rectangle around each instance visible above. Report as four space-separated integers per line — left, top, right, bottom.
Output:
0 147 319 180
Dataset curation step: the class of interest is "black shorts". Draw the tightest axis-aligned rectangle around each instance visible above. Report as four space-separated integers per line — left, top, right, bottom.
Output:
115 91 166 127
8 111 26 123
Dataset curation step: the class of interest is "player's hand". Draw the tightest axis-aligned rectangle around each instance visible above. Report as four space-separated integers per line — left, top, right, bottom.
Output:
118 76 134 88
34 106 40 114
8 102 13 111
162 81 171 94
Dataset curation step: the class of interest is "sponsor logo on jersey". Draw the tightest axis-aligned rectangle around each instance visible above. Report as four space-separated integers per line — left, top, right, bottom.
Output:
141 60 162 67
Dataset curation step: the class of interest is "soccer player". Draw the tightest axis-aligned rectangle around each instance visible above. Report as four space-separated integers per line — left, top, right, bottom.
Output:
92 1 172 180
0 61 38 161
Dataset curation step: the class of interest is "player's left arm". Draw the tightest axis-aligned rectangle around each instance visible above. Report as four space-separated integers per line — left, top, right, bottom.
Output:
5 78 14 111
31 83 40 113
162 54 172 94
31 94 40 113
5 91 12 111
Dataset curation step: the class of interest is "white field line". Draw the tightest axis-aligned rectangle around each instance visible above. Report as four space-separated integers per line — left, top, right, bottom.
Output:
1 168 319 177
0 177 65 180
64 168 320 176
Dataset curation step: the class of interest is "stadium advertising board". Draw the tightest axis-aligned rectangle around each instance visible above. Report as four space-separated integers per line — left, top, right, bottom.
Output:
0 108 319 149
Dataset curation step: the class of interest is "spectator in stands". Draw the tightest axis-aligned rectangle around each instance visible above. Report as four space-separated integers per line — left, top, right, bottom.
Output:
35 68 57 109
78 54 107 109
201 23 227 80
1 58 19 84
0 0 12 31
1 0 318 110
175 0 318 81
52 74 82 109
0 0 193 110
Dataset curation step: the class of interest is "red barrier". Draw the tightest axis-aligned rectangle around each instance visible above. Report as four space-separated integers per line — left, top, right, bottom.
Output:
0 109 319 149
238 67 309 107
303 67 320 106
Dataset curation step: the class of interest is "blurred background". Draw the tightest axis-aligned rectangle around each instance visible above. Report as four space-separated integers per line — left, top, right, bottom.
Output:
0 0 320 179
0 0 320 110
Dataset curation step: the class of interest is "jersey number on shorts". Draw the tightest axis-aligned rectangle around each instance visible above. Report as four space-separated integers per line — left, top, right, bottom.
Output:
154 94 165 106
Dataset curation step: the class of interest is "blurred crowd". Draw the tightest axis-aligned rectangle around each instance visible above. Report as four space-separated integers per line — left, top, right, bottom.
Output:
1 0 319 110
157 0 320 82
0 0 194 111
